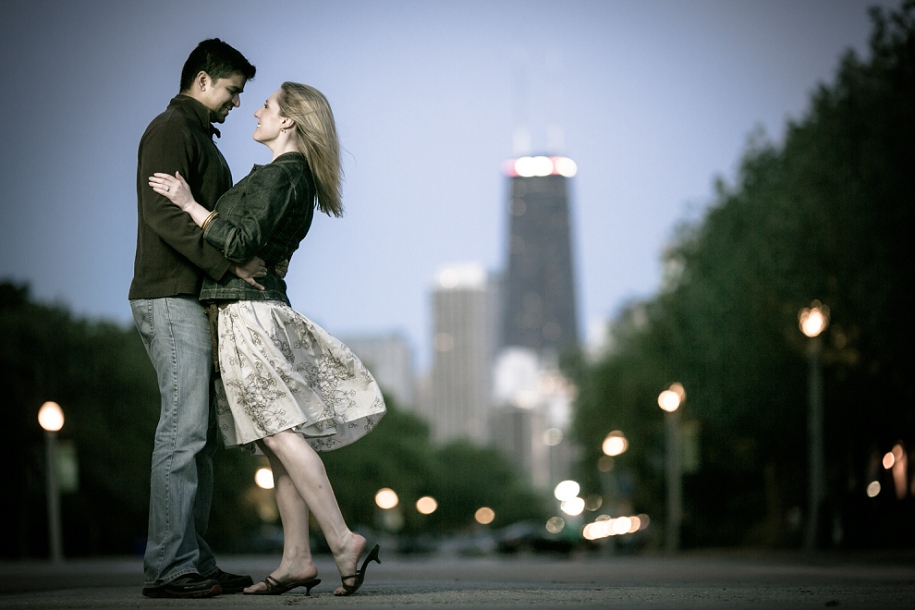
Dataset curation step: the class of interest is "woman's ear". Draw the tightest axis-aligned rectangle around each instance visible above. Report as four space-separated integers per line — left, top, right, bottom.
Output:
281 117 295 130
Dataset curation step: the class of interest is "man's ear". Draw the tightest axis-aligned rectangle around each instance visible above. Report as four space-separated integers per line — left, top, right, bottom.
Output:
196 71 210 91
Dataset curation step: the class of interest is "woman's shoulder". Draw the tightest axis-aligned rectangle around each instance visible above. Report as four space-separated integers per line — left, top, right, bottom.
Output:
250 153 311 188
272 152 309 172
274 151 307 163
250 152 306 175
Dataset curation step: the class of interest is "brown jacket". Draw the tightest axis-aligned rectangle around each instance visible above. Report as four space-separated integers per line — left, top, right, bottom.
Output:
129 95 233 300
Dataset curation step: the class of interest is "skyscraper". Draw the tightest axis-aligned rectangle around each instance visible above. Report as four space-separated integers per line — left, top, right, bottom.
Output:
489 154 581 489
426 264 497 443
500 155 580 359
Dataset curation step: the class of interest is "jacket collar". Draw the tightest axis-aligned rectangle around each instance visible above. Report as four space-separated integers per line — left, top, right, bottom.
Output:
169 94 222 138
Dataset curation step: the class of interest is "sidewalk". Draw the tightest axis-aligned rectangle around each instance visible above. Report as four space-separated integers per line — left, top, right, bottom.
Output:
2 550 914 609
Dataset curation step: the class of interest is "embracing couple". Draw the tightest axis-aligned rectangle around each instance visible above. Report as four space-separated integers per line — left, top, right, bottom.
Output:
129 38 385 599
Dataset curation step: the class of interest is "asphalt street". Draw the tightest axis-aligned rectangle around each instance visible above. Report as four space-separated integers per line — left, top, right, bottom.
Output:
1 550 914 609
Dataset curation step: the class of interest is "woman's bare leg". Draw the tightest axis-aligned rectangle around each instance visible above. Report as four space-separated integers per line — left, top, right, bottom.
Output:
243 441 320 593
260 430 366 594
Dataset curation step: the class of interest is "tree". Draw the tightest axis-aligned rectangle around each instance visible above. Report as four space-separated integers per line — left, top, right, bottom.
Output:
571 1 915 548
1 282 160 556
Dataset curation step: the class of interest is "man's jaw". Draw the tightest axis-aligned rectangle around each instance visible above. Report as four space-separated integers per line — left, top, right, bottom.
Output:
213 107 231 124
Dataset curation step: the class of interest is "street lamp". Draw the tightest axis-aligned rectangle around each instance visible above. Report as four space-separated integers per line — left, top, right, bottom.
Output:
38 401 64 563
658 383 685 552
416 496 438 515
601 431 628 457
375 487 399 510
799 300 829 551
374 487 403 532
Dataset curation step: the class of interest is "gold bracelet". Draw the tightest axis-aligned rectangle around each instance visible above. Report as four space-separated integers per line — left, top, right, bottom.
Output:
201 210 219 232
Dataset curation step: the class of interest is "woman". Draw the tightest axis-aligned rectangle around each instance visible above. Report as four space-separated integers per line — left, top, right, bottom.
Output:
149 82 384 597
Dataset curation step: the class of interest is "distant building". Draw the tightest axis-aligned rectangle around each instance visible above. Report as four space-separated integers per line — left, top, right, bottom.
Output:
490 404 551 488
500 155 580 360
341 332 416 410
493 155 581 488
490 347 577 489
419 155 583 491
426 264 497 444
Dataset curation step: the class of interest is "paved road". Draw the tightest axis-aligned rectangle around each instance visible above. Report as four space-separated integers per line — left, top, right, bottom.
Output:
1 550 914 609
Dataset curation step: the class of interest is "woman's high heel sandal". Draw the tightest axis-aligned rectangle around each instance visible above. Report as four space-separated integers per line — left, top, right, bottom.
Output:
244 575 321 596
335 543 381 596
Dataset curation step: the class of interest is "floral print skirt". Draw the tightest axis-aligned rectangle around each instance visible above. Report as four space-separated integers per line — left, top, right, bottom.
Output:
213 300 386 453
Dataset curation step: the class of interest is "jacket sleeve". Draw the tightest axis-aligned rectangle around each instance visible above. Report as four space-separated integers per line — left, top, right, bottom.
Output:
137 122 231 281
203 164 297 264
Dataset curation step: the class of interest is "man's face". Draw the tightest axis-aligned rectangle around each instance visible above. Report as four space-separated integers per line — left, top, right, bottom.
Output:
199 73 247 124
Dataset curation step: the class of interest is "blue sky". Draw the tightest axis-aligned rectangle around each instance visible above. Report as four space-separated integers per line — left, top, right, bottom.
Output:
0 0 895 370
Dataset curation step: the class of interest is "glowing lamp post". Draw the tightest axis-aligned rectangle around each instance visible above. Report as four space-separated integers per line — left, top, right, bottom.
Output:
658 383 685 552
374 487 403 532
38 401 64 563
416 496 438 516
799 300 829 551
602 431 628 457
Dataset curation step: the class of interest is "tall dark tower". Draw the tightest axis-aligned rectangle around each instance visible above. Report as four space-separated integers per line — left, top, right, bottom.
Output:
500 155 579 358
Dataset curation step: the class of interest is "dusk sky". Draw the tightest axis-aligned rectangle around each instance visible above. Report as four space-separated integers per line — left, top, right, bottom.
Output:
0 0 895 370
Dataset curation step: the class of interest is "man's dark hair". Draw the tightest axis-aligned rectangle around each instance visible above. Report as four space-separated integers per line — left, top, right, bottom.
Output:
180 38 256 91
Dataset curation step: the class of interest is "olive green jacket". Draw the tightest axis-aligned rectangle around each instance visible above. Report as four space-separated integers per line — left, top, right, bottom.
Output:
199 152 315 305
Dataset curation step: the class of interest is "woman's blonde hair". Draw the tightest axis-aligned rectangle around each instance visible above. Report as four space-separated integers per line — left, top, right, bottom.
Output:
278 82 343 217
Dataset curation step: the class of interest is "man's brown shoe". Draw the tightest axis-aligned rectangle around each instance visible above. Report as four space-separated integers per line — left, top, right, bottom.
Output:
141 573 221 598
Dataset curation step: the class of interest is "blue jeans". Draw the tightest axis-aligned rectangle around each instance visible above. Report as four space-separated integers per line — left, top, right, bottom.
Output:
130 296 218 587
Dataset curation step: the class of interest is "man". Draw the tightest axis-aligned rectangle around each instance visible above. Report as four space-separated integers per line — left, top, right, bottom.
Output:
129 39 259 599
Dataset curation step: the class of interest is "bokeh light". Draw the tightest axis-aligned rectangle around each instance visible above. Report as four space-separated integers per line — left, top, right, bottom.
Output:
553 156 578 177
798 300 830 338
581 513 650 541
254 467 274 490
669 382 686 403
560 497 585 516
416 496 438 515
866 481 881 498
883 451 895 469
891 443 908 499
505 156 578 178
602 430 628 456
658 383 685 412
475 506 495 525
375 487 399 509
582 522 602 541
554 480 580 501
613 516 633 535
38 401 64 432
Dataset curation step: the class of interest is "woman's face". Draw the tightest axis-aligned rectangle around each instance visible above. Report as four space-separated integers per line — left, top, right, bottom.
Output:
253 89 286 144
